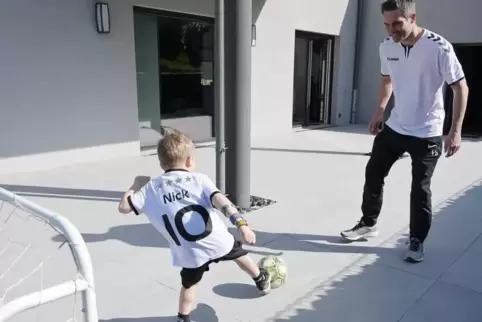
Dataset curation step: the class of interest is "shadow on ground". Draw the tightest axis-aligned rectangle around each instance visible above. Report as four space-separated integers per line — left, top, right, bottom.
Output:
45 179 482 321
267 178 482 322
212 283 264 300
99 303 218 322
58 223 392 257
251 147 370 156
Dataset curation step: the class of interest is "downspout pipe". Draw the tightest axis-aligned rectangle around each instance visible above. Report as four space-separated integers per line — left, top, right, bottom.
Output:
214 0 226 193
350 0 364 124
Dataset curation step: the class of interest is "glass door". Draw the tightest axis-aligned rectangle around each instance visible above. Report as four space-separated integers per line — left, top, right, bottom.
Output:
311 38 333 124
292 37 310 125
134 7 215 149
134 11 162 148
292 31 334 127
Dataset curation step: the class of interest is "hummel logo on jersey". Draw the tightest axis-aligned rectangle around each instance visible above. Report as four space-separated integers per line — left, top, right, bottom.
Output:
387 57 399 61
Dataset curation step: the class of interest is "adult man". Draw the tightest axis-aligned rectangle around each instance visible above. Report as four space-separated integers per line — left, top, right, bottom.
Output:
341 0 469 263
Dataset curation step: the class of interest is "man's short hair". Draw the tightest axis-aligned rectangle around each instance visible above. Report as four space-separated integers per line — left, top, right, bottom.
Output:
381 0 416 17
157 130 195 169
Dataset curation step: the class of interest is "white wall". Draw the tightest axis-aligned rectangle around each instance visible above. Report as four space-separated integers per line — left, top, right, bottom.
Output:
356 0 482 124
251 0 357 136
0 0 141 173
0 0 356 173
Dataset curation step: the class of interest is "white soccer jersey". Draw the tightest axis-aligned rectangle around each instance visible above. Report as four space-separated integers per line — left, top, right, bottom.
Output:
128 170 234 268
380 29 465 138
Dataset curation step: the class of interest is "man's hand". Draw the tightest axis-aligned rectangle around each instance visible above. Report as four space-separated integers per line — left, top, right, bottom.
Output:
238 226 256 245
444 130 462 157
368 108 385 135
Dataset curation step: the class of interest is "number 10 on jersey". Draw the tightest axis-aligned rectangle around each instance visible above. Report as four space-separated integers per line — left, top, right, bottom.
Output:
162 205 213 246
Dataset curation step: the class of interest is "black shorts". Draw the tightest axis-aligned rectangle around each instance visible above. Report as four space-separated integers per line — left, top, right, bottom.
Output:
180 240 248 289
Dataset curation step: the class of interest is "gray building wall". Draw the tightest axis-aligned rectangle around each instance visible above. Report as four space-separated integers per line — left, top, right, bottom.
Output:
251 0 358 133
0 0 356 173
0 0 140 158
356 0 482 124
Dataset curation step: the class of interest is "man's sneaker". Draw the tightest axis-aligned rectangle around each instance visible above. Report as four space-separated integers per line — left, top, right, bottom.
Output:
255 268 271 295
404 237 424 263
340 220 379 241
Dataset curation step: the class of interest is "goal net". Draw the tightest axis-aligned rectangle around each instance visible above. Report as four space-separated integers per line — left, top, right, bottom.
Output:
0 187 98 322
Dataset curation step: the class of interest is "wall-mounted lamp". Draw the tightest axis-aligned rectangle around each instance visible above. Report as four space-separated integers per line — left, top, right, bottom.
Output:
95 2 110 34
251 24 256 47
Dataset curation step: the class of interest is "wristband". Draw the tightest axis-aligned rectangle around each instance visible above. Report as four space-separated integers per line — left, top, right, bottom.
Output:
229 215 247 227
235 220 248 229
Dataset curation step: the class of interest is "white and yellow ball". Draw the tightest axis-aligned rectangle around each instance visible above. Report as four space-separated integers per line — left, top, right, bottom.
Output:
257 255 287 289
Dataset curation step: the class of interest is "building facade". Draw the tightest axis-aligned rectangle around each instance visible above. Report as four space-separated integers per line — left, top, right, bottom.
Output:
1 0 480 174
0 0 358 173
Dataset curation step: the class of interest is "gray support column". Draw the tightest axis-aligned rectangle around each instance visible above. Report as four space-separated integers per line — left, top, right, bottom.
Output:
214 0 226 193
224 0 252 208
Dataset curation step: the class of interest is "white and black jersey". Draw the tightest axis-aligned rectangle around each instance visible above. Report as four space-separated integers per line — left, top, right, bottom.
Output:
379 29 465 138
128 170 234 269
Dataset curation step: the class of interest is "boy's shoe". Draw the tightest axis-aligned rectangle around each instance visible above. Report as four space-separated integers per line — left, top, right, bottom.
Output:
176 317 190 322
255 268 271 295
176 315 191 322
404 237 424 263
340 220 379 241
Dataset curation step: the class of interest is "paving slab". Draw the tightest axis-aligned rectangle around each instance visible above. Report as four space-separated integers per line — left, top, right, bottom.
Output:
190 234 362 321
441 235 482 294
1 125 482 321
399 281 482 322
378 224 480 281
271 257 433 322
434 179 482 234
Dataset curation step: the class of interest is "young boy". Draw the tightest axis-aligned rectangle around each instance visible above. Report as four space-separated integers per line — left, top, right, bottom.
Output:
118 131 270 322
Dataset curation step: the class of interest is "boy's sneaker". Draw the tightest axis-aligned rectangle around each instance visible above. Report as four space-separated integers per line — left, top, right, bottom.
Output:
176 315 191 322
176 317 190 322
255 268 271 295
404 237 424 263
340 220 379 241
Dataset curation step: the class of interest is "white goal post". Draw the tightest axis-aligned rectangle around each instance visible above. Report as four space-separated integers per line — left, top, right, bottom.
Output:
0 187 98 322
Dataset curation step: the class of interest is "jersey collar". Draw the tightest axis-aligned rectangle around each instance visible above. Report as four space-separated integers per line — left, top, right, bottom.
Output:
164 169 190 173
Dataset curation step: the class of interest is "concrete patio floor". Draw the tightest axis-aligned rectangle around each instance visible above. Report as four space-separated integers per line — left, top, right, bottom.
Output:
1 125 482 321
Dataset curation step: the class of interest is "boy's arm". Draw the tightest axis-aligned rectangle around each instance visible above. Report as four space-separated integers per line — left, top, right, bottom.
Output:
199 174 247 228
118 176 150 215
211 193 248 228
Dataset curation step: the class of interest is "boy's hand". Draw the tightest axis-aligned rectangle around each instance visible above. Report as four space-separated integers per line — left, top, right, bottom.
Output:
238 226 256 245
118 176 150 215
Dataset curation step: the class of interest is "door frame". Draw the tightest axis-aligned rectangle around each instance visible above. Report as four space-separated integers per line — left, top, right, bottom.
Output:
293 30 335 127
134 6 214 22
444 43 482 136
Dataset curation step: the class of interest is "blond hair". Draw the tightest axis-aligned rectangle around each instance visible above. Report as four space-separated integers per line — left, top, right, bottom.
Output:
157 130 195 169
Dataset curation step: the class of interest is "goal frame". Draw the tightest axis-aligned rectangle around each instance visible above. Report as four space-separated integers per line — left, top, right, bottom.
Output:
0 187 98 322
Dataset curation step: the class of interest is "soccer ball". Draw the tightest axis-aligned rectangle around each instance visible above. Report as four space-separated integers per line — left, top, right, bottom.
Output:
257 255 287 289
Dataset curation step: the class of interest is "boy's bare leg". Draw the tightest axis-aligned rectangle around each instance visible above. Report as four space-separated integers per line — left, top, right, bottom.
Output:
234 254 260 277
234 255 271 295
178 286 196 321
